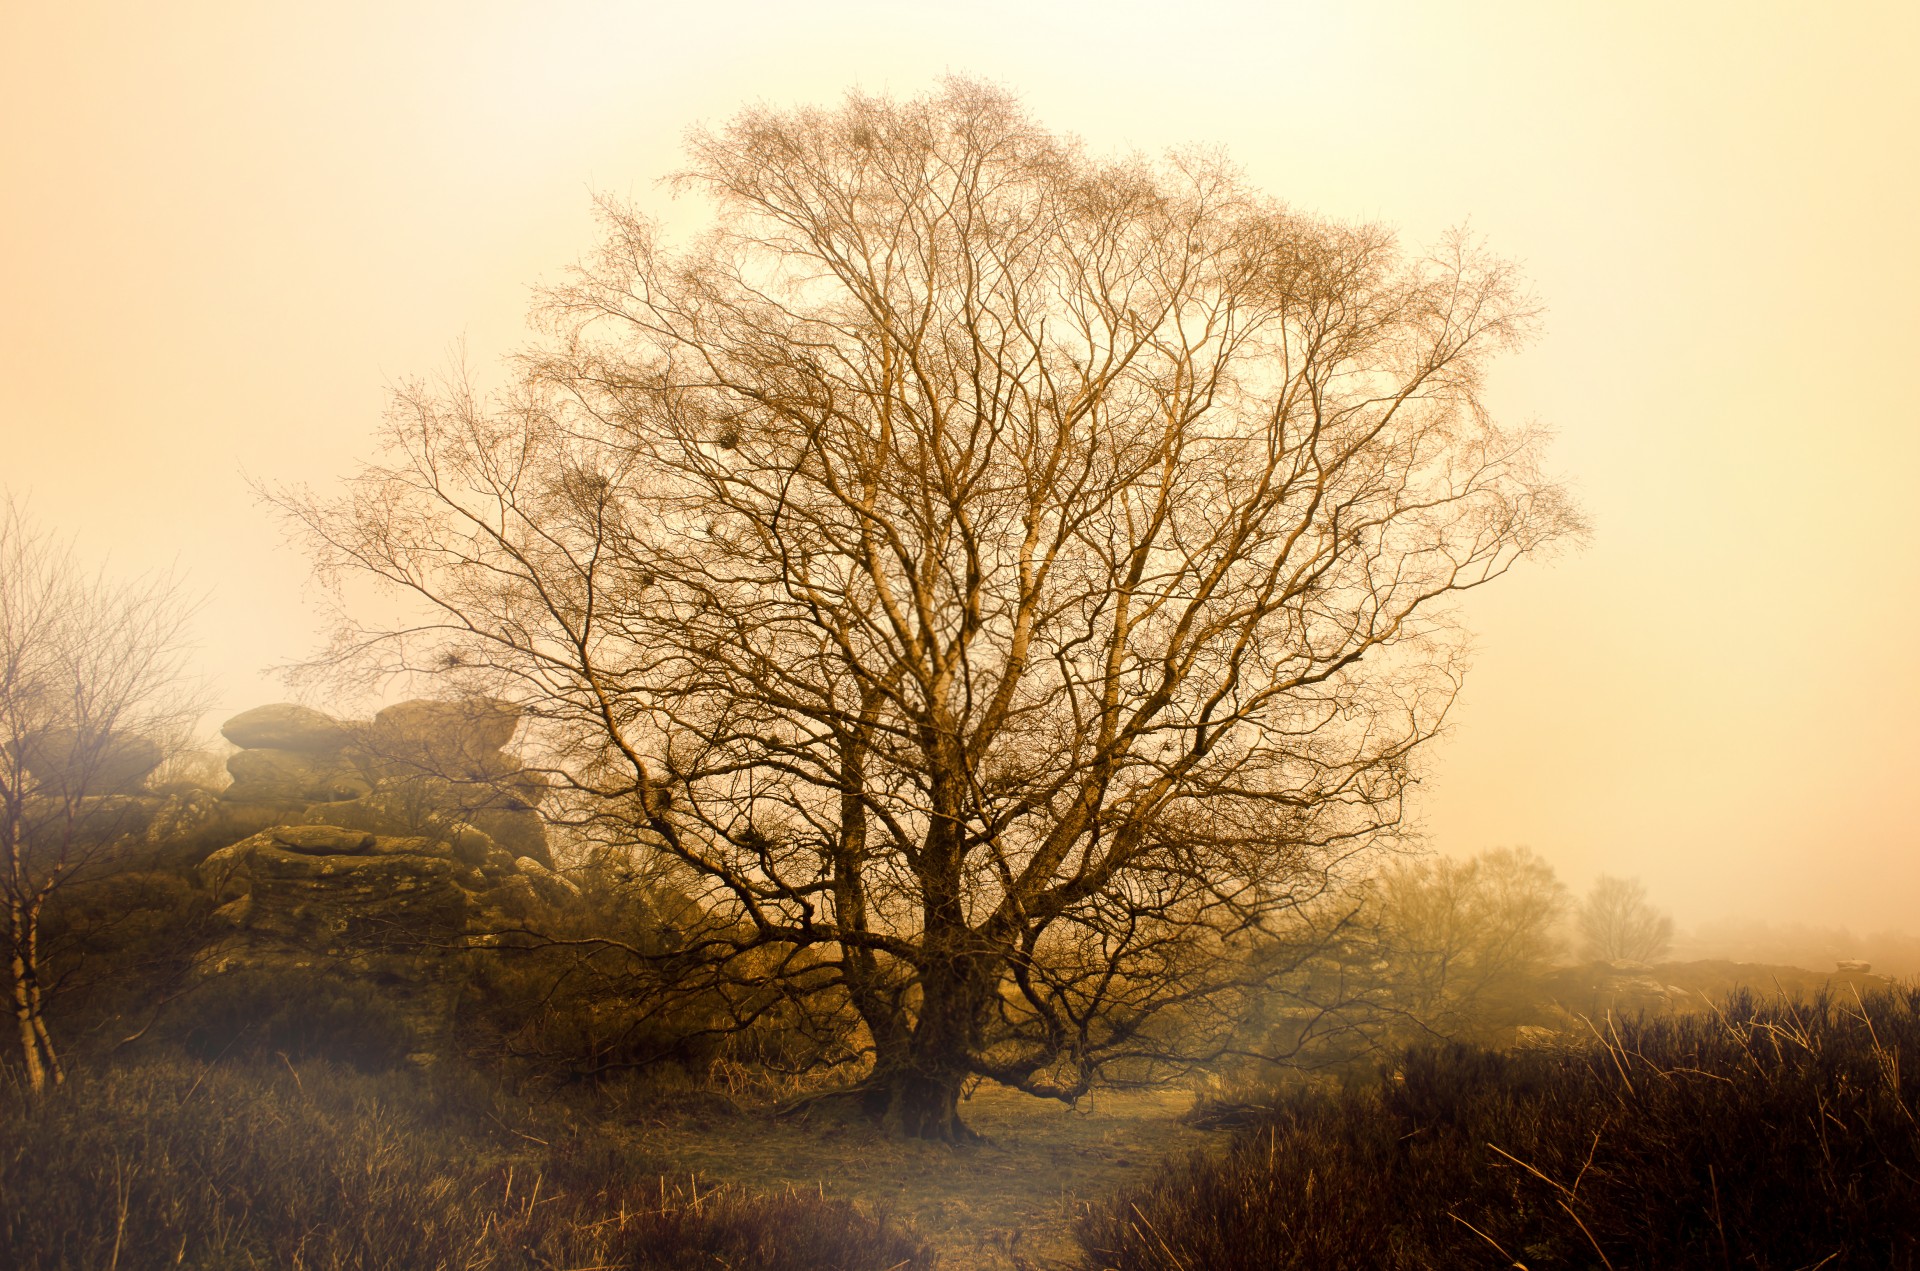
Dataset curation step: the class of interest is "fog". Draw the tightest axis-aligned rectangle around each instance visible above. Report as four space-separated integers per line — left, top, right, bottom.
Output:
4 1 1915 939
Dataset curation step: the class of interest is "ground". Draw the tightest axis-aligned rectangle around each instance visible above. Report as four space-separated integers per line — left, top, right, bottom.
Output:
614 1082 1214 1269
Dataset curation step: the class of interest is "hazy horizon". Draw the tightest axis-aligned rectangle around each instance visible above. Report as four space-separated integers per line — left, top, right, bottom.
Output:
4 1 1915 936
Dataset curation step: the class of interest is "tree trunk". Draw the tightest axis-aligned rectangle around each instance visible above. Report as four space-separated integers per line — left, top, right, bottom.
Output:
859 930 1000 1141
863 1058 974 1141
9 905 59 1094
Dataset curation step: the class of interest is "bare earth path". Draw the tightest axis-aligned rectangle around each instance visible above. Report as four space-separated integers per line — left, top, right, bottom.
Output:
618 1083 1214 1269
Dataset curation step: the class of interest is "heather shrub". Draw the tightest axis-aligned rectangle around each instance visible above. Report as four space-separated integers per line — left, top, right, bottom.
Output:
167 966 419 1070
1082 987 1920 1270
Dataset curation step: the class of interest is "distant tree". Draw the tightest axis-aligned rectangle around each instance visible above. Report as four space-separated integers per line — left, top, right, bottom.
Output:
1370 846 1568 1042
1243 847 1569 1070
0 497 202 1093
1578 874 1673 963
281 81 1581 1138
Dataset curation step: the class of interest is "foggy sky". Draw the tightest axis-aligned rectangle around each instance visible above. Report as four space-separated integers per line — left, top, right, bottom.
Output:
3 2 1915 934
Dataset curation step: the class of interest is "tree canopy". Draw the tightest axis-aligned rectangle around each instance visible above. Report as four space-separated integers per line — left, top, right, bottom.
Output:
285 80 1582 1137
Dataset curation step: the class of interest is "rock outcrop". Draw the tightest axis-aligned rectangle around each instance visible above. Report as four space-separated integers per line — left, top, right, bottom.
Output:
13 726 164 795
220 703 354 754
105 696 589 1062
214 698 554 867
196 819 581 1058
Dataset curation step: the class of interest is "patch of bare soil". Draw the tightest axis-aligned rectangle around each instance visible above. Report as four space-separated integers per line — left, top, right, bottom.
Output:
619 1083 1213 1270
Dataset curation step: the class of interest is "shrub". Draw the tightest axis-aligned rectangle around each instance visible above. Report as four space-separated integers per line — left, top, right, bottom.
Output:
169 967 417 1071
37 868 212 1054
1081 987 1920 1269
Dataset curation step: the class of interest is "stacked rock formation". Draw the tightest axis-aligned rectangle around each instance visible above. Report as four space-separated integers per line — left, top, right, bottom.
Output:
216 699 554 868
13 726 165 795
196 699 580 1059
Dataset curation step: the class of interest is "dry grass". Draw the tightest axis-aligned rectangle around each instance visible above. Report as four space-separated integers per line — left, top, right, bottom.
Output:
1 1050 1210 1271
0 1058 936 1271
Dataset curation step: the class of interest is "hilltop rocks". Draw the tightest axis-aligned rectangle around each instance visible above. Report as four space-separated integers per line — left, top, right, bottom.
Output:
167 699 588 1064
224 747 370 804
270 825 376 855
365 698 523 783
13 727 164 795
198 822 579 1012
200 819 572 932
216 699 552 865
292 779 555 870
221 703 353 754
198 827 487 1055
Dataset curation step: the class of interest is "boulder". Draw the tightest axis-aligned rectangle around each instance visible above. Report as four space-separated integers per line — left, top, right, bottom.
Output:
211 894 252 928
224 748 370 804
498 765 551 810
270 825 375 855
200 839 266 902
146 789 221 847
300 779 553 868
476 873 540 920
364 834 454 860
14 727 163 795
193 828 472 1055
444 822 519 877
296 777 463 837
221 703 352 754
515 856 582 909
201 831 467 936
467 807 554 869
366 698 520 780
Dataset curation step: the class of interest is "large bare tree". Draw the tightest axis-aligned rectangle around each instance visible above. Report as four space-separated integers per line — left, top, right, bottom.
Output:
0 498 201 1094
285 82 1581 1137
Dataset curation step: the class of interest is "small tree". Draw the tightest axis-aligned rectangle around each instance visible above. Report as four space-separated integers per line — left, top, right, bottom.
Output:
1578 874 1673 963
1371 846 1568 1042
0 497 201 1093
1241 846 1568 1072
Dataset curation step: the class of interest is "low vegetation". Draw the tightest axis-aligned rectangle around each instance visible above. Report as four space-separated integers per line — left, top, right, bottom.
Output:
0 1057 932 1271
1078 986 1920 1270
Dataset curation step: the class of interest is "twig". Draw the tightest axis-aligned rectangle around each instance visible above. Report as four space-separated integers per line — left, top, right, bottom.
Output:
1557 1199 1615 1271
1447 1211 1525 1267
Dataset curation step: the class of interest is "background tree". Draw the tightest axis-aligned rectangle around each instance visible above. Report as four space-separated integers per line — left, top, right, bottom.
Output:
1368 846 1568 1043
283 81 1581 1138
1237 846 1569 1076
1578 874 1674 963
0 497 202 1093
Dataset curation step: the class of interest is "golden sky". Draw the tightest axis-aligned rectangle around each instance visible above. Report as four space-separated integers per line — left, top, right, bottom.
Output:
3 1 1916 932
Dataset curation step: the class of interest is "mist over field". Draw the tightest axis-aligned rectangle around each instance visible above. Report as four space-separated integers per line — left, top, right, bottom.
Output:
3 4 1917 1267
6 3 1914 942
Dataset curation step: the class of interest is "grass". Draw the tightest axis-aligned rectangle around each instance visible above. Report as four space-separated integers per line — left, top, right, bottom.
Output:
612 1081 1211 1269
1 1057 933 1270
1076 985 1920 1270
26 973 1913 1268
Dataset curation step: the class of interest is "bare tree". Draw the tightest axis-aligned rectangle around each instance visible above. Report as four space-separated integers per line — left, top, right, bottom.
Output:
1368 846 1568 1042
1578 874 1674 964
282 81 1582 1137
1236 847 1568 1076
0 497 202 1093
